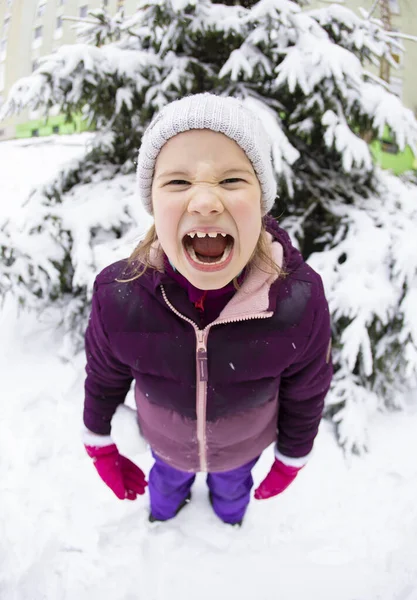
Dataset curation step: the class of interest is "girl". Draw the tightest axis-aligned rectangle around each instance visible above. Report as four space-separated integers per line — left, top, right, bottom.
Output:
82 93 333 526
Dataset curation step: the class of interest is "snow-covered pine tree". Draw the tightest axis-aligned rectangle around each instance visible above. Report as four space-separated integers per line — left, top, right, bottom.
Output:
1 0 416 452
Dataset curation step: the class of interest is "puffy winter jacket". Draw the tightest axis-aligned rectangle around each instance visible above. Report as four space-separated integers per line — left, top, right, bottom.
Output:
83 217 333 472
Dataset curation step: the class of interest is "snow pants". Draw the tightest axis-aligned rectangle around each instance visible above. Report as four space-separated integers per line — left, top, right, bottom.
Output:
148 451 260 524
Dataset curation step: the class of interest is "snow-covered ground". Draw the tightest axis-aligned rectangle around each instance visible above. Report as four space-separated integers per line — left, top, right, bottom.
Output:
1 136 417 600
0 134 95 221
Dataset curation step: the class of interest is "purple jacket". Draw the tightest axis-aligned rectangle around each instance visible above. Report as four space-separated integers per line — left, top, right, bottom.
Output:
83 217 333 473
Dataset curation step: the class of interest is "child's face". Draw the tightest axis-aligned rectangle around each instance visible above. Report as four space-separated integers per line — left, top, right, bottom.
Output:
151 129 262 290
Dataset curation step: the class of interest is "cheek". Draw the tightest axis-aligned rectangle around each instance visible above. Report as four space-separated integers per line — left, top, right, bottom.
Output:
153 194 182 250
234 201 262 237
232 201 262 259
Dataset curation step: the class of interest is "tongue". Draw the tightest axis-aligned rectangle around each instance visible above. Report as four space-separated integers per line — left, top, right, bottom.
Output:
192 235 228 258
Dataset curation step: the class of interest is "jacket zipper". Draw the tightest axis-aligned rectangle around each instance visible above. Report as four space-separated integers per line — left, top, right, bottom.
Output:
160 285 272 472
196 329 208 471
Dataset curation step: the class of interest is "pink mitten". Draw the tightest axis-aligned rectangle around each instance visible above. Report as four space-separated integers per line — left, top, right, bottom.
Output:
254 458 302 500
85 443 147 500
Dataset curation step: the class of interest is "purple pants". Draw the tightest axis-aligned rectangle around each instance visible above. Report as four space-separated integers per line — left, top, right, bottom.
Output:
149 451 260 524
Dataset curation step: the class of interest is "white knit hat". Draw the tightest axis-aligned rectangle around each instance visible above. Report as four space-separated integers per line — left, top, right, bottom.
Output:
136 93 277 216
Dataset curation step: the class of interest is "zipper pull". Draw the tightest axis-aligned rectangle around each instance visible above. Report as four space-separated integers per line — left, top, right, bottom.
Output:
197 348 208 382
197 330 208 382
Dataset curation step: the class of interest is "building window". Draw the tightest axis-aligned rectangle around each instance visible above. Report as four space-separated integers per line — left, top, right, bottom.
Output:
54 16 63 39
391 52 402 66
79 5 88 17
390 29 403 67
390 76 403 99
32 129 40 137
103 0 108 5
37 2 46 18
0 39 7 63
3 16 11 35
389 0 400 14
34 26 43 39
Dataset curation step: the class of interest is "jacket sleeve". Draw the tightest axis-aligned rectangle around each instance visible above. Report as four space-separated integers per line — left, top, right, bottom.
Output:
277 280 333 459
83 281 133 435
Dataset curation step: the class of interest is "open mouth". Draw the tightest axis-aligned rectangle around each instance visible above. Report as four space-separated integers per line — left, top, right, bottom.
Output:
182 231 235 270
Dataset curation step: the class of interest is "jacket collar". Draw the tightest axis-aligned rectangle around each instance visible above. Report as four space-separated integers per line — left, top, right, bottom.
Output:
139 215 302 319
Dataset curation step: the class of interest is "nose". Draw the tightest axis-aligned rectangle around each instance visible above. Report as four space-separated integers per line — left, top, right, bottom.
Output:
187 185 224 217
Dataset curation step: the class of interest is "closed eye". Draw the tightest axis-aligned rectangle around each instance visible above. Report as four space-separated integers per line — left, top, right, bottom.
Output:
221 178 244 184
166 178 244 186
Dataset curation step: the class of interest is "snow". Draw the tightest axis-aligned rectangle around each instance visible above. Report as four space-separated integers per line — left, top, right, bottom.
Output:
0 44 158 124
249 0 301 23
52 171 144 291
0 134 93 222
1 137 417 599
115 87 134 114
0 134 153 331
3 0 417 215
275 32 362 95
322 109 373 172
359 82 417 153
190 2 247 36
307 169 417 401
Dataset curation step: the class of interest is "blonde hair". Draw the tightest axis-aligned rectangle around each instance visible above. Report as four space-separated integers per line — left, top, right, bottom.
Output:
117 220 287 287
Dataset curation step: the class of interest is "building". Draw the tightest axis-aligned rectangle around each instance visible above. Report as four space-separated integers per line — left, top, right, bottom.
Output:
304 0 417 114
0 0 416 141
0 0 137 139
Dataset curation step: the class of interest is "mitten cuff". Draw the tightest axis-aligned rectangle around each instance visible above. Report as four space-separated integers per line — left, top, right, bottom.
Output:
82 427 113 448
274 446 311 468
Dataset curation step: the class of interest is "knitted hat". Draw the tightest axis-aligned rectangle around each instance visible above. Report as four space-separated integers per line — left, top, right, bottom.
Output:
136 93 277 216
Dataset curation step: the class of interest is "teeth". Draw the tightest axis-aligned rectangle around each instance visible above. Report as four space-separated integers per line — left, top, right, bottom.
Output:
187 231 228 239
